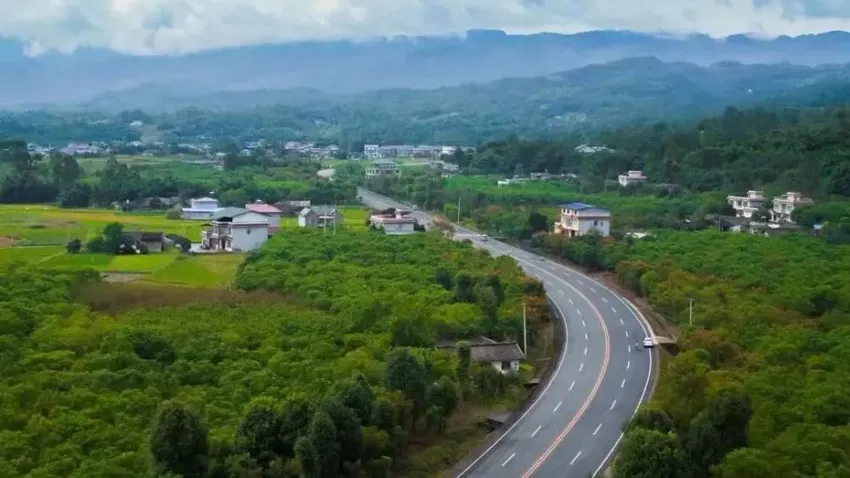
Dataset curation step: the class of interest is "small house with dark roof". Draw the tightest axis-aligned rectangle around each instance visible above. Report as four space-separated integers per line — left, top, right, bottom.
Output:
298 206 340 229
554 202 611 237
126 231 167 253
436 337 525 375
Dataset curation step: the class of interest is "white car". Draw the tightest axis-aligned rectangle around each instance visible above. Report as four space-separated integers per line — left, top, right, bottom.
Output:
642 337 655 348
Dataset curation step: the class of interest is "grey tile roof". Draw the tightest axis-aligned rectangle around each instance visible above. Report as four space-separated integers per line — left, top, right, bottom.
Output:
212 207 248 221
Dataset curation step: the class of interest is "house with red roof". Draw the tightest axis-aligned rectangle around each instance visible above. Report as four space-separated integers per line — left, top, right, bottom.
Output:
245 201 282 231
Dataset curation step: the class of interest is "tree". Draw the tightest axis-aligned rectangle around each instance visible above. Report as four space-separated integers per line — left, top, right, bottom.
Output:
615 429 685 478
295 437 319 478
320 396 363 466
66 238 82 254
86 236 106 253
384 348 429 428
370 398 398 435
684 393 752 478
624 406 675 434
235 405 283 469
340 373 375 425
102 222 126 254
279 398 314 458
307 412 339 478
430 376 459 418
150 402 209 478
528 211 549 234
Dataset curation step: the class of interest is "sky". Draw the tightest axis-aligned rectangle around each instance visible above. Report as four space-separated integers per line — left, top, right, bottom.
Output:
1 0 850 55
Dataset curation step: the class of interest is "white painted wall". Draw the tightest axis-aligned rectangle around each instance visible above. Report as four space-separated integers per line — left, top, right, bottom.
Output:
382 222 416 235
181 210 216 220
230 225 269 251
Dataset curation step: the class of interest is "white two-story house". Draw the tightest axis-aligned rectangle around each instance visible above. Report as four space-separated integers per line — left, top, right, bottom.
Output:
771 192 814 224
201 208 270 252
727 190 766 219
553 203 611 237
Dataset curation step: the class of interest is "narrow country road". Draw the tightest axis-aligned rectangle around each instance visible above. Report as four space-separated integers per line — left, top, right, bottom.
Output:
358 188 657 477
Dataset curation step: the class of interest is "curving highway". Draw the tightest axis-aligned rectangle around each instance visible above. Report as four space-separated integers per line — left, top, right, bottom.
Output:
358 188 657 477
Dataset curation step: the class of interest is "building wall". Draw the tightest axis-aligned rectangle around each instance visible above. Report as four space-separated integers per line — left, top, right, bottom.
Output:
143 240 164 253
576 218 611 236
232 211 270 225
230 226 269 251
489 360 520 375
265 214 281 229
382 222 416 235
298 213 317 227
182 210 216 220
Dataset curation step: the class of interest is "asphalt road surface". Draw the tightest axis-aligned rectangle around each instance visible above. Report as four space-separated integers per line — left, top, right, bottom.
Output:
358 188 657 477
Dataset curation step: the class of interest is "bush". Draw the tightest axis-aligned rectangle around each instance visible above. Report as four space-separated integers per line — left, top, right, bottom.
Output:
86 236 105 253
66 238 82 254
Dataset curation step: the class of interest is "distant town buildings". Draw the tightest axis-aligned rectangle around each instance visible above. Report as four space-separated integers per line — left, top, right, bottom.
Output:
361 143 472 159
618 170 647 187
575 144 614 154
553 202 611 237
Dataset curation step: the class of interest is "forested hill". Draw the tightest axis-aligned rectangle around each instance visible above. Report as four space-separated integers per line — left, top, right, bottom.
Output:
460 105 850 198
5 29 850 107
6 59 850 146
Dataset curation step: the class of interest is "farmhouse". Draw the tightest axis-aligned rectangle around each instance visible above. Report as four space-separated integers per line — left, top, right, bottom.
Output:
246 201 282 231
553 202 611 237
201 208 270 252
182 197 221 220
297 206 340 229
369 210 418 235
436 337 525 375
126 232 167 253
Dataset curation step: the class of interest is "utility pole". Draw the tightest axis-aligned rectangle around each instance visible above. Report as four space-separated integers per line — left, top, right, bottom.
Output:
457 196 461 223
333 206 337 236
522 303 528 356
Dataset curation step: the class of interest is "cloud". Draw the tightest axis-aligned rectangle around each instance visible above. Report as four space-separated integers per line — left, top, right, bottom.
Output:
2 0 850 55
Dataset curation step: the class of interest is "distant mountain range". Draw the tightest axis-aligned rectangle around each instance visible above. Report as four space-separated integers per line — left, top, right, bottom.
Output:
4 29 850 107
4 57 850 146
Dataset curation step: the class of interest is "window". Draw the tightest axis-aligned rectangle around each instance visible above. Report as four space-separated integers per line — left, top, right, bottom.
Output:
593 220 599 226
501 361 511 371
246 228 251 234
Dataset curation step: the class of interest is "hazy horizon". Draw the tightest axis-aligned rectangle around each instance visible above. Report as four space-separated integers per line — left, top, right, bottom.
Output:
2 0 850 56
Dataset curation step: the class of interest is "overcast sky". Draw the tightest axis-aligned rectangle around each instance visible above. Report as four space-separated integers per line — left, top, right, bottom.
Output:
2 0 850 55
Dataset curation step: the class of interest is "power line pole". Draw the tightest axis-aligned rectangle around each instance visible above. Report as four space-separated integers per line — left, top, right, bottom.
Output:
457 196 461 223
523 303 528 357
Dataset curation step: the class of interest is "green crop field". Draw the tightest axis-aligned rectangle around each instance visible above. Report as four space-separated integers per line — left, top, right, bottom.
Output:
148 253 246 287
0 246 64 266
0 204 203 246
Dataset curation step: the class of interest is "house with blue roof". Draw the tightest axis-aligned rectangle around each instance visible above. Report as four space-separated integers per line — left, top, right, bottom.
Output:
554 202 611 237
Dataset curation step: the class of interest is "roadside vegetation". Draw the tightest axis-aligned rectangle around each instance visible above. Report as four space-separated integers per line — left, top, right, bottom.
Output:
0 228 549 478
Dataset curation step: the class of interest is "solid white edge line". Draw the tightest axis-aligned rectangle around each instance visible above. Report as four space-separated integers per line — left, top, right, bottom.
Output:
501 453 516 467
358 190 656 478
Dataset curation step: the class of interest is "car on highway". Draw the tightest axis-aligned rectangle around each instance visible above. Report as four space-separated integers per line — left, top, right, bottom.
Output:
480 234 489 242
642 336 655 348
412 205 419 210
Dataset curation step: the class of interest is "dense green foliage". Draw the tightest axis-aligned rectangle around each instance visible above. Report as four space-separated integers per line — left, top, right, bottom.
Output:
522 228 850 476
0 141 353 208
0 229 543 477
